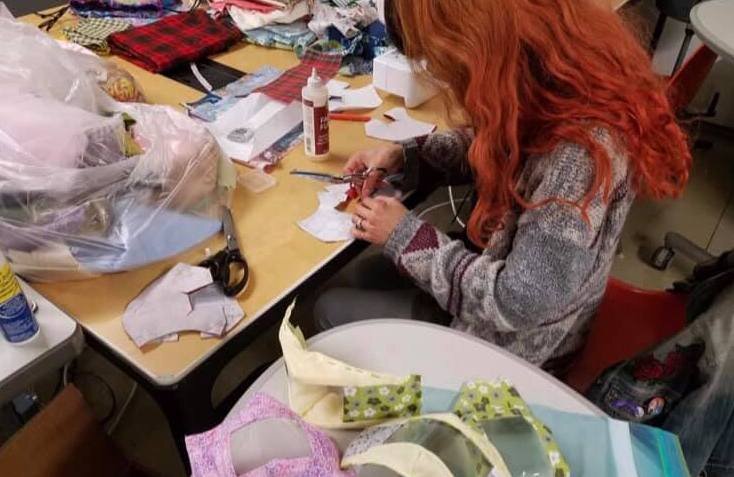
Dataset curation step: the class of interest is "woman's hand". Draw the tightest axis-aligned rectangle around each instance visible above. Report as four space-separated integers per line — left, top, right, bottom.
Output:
344 144 403 198
352 196 408 246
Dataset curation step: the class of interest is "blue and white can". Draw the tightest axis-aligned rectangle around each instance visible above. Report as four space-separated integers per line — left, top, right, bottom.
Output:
0 256 39 344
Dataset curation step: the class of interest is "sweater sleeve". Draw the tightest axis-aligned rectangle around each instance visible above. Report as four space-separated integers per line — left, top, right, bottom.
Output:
384 142 622 331
408 128 475 186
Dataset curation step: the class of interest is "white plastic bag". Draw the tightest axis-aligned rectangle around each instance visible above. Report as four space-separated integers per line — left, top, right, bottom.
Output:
0 12 236 282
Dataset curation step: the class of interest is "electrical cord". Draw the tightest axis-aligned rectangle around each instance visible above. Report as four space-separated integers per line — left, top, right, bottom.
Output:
106 383 138 435
448 186 469 228
417 200 453 219
417 186 472 230
62 361 117 424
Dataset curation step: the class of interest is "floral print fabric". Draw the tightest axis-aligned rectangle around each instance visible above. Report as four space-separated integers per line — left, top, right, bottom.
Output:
343 374 422 423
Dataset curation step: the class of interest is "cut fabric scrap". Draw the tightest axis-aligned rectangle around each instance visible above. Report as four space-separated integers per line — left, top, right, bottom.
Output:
256 49 342 103
327 80 382 111
279 301 418 429
186 66 282 122
122 263 245 347
248 122 304 169
228 0 309 31
63 17 130 54
365 107 437 141
208 0 277 14
70 0 178 19
297 183 354 243
244 20 316 51
204 92 303 166
108 10 242 73
308 1 388 75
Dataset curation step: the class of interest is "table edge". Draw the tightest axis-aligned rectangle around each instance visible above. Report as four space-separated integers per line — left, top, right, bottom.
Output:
86 239 356 386
0 324 84 403
238 319 603 417
690 1 734 64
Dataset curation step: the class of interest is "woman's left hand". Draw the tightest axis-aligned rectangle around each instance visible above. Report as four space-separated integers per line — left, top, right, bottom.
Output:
352 196 408 245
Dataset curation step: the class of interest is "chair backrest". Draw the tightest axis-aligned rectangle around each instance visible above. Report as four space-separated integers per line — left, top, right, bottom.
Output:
564 278 687 392
667 44 718 112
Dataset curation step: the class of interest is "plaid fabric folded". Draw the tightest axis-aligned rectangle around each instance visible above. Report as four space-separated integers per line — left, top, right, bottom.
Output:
64 17 131 54
108 10 243 73
255 49 342 103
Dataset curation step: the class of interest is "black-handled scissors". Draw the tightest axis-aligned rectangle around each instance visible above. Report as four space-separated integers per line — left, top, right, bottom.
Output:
199 207 249 297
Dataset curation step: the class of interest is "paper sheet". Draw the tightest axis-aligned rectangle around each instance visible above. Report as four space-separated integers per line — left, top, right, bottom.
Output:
122 263 245 347
365 107 436 141
327 80 383 112
297 183 354 243
205 93 303 165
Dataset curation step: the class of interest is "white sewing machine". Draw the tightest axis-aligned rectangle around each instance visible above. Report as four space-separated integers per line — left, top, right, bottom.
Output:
372 49 439 109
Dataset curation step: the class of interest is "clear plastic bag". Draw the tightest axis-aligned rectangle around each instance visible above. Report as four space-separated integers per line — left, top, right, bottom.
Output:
0 11 235 282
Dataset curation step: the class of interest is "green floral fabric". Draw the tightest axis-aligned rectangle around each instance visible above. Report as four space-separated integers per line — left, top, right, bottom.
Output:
453 380 571 477
343 375 422 423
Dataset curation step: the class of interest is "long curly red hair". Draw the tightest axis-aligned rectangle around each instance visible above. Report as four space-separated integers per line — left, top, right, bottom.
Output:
387 0 691 246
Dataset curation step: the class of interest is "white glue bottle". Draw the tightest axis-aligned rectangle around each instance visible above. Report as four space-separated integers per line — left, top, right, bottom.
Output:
302 68 330 161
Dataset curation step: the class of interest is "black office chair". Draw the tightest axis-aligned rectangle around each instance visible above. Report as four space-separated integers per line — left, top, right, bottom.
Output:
650 0 704 73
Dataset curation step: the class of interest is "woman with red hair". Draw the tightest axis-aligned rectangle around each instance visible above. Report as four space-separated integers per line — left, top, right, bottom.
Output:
315 0 691 372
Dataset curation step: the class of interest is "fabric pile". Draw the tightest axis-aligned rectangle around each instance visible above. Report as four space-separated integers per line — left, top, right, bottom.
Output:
108 10 243 72
70 0 183 25
217 0 310 31
243 19 315 52
307 0 388 76
63 17 131 54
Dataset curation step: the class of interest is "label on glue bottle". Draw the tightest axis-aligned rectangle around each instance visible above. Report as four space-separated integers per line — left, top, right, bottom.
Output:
0 256 39 344
302 68 330 159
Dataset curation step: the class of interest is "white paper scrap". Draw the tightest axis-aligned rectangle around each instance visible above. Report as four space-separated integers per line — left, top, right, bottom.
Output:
298 183 354 243
365 107 436 141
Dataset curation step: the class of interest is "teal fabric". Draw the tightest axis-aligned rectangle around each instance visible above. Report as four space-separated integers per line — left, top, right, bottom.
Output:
422 387 690 477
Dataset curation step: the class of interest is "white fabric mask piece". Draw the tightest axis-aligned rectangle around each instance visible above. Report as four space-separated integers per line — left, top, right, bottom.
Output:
122 263 244 347
298 183 354 243
279 301 409 429
365 108 437 142
327 81 383 112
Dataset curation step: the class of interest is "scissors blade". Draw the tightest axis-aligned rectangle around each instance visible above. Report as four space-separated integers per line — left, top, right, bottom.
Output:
290 170 346 184
222 207 241 252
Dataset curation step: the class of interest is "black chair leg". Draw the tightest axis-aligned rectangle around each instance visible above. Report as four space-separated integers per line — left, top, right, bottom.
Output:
651 12 667 52
672 24 695 74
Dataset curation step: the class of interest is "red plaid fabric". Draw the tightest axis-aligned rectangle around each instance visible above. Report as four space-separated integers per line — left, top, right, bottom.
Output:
256 50 342 103
108 10 242 73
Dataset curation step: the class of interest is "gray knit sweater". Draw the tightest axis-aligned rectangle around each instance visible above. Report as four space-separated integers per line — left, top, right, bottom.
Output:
384 129 634 367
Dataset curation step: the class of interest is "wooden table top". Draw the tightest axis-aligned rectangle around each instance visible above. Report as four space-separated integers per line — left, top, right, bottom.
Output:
18 0 629 383
19 9 448 384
